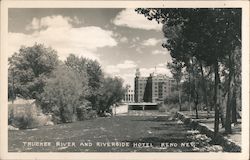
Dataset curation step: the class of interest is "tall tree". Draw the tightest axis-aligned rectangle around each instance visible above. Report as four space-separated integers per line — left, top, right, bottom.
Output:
198 61 210 116
98 77 126 114
136 8 241 137
65 54 104 110
8 43 59 100
85 59 104 110
65 54 89 101
167 59 183 111
41 64 82 123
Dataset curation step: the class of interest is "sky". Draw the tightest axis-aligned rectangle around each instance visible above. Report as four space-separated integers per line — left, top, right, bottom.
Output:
8 8 172 88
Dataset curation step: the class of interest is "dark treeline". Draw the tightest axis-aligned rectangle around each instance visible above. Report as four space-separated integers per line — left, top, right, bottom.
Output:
8 43 126 123
136 8 241 137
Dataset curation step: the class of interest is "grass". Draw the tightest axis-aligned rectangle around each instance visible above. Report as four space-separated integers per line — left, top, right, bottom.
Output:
9 111 224 152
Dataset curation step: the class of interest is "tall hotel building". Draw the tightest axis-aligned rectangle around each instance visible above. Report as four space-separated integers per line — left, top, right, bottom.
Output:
134 68 175 103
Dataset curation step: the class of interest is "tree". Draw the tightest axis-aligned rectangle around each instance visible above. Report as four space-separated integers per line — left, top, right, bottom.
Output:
8 43 59 100
224 46 241 133
85 59 104 110
198 61 210 116
136 8 241 137
98 77 126 115
65 54 89 101
65 54 104 110
167 59 183 111
41 64 82 123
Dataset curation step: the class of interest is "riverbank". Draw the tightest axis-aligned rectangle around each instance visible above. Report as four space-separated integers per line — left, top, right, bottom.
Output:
176 111 241 152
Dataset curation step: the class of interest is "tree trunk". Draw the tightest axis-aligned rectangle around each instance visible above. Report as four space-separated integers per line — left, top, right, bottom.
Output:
194 90 199 119
231 88 237 123
219 105 225 128
194 67 199 119
199 62 209 117
225 52 236 134
225 84 233 133
213 61 220 140
188 71 192 113
177 81 182 111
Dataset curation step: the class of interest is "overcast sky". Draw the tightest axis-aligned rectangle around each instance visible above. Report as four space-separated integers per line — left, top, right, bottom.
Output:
8 8 172 88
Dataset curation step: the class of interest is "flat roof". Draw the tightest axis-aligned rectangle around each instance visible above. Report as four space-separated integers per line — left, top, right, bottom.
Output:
128 102 158 105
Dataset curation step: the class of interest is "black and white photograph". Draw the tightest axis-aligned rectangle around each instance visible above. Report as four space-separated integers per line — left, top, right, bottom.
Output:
0 1 249 160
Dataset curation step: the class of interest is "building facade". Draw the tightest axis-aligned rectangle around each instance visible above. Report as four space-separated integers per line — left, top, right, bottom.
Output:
134 69 175 103
123 85 134 103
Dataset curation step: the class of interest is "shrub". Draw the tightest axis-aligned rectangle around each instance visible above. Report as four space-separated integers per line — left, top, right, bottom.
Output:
76 101 92 120
41 64 83 123
161 103 178 114
61 108 75 123
158 107 166 112
76 104 97 121
11 108 50 129
87 110 98 119
164 91 179 104
167 103 179 114
50 105 62 124
181 101 194 111
48 104 75 123
158 103 167 112
8 109 14 125
13 110 39 129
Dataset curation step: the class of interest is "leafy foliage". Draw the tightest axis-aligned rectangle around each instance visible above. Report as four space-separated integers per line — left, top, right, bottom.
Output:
65 54 90 102
85 59 105 110
12 109 40 129
98 77 126 115
65 54 104 110
8 43 59 100
41 64 83 123
136 8 242 134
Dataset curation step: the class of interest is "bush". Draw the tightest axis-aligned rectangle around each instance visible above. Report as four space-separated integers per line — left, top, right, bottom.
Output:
49 105 62 124
76 101 92 120
167 103 179 114
61 108 75 123
160 103 178 114
164 91 179 104
158 103 167 112
181 101 194 111
48 104 75 124
41 64 83 124
158 107 166 112
76 104 97 121
88 110 98 119
12 110 39 129
11 108 52 129
8 109 14 125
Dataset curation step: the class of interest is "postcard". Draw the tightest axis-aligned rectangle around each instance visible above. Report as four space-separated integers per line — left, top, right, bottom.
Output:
0 0 249 160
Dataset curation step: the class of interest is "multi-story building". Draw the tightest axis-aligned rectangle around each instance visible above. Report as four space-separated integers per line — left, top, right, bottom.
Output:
123 85 134 103
134 74 148 102
134 68 175 103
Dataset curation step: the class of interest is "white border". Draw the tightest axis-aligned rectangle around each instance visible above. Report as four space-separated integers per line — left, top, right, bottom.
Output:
1 1 249 160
